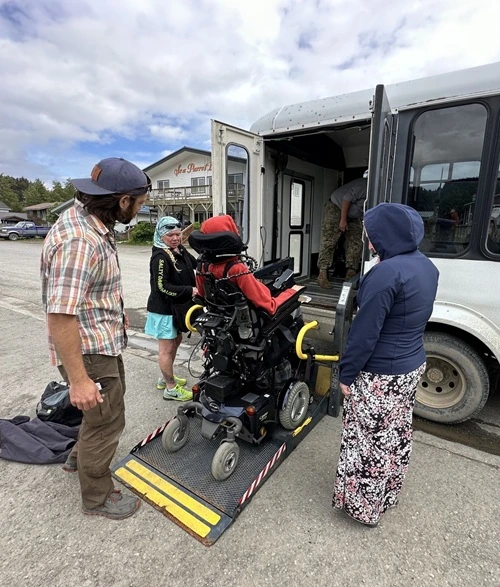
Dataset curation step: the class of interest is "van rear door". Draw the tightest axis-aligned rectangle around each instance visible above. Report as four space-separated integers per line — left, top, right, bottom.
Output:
363 85 395 272
366 85 395 209
211 120 264 260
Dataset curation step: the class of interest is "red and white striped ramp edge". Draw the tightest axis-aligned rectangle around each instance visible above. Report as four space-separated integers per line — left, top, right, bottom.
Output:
238 442 287 506
139 422 168 447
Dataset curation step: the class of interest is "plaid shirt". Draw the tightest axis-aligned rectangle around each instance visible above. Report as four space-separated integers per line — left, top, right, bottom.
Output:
41 200 126 366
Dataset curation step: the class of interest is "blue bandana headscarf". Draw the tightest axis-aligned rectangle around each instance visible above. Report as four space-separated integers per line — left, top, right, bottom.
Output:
154 216 181 249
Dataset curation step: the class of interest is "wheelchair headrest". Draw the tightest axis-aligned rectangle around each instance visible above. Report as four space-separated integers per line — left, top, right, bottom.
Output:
189 230 246 260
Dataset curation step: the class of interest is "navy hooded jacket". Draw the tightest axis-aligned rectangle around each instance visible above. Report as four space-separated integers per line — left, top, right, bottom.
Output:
339 203 439 386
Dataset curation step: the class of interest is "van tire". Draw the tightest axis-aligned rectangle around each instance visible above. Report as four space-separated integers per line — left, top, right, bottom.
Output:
414 332 490 424
8 233 19 241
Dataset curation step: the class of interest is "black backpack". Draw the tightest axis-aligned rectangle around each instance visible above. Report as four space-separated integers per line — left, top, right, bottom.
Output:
36 381 83 427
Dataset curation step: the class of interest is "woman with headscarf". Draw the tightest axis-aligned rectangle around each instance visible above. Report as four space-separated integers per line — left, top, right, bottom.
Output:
196 215 302 314
333 203 439 527
145 216 197 400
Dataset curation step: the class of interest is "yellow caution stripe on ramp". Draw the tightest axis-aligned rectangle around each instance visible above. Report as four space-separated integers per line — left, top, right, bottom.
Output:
114 457 229 542
126 459 220 525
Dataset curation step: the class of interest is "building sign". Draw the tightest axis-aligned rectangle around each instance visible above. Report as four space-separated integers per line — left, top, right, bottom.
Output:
174 162 212 176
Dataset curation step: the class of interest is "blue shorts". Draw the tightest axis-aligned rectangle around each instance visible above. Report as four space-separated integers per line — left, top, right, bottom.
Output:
144 312 178 340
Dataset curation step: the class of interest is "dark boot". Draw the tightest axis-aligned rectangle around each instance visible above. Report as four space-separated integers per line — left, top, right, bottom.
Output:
82 489 141 520
317 271 333 289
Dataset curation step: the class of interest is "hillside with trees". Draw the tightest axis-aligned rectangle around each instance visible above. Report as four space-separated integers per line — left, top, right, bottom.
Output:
0 174 75 212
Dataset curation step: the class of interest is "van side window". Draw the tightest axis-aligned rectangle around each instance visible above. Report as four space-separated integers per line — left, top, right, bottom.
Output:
486 161 500 255
407 104 487 255
226 145 249 243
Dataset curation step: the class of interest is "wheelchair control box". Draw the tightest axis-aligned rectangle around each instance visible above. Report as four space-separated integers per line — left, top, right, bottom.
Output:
204 374 241 403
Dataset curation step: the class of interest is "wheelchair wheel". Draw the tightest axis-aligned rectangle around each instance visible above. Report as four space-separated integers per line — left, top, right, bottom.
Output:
211 441 240 481
279 381 310 430
161 417 189 452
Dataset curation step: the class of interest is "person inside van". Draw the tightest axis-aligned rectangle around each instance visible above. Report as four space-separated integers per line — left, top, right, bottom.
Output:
317 174 367 288
488 217 500 253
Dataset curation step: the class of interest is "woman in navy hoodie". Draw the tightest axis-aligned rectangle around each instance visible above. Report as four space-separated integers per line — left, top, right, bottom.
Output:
333 203 439 527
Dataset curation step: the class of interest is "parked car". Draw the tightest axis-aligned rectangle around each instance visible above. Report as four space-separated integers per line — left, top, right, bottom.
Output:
0 221 51 240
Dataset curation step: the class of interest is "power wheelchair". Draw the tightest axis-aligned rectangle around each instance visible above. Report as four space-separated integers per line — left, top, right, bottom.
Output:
161 229 315 480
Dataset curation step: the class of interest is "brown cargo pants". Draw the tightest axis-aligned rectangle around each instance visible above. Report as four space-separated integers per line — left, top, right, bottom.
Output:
317 200 363 273
59 354 126 510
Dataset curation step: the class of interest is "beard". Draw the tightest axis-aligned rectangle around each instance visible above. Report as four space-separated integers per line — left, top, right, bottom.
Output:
116 201 137 224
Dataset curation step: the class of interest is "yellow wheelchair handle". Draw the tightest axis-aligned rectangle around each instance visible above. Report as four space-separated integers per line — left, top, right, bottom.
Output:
295 320 339 362
185 304 204 333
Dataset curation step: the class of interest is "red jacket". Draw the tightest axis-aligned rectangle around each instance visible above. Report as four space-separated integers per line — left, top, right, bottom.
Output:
196 216 296 316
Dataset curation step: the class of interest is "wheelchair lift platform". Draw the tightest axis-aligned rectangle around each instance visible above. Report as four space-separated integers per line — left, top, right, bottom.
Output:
112 393 330 546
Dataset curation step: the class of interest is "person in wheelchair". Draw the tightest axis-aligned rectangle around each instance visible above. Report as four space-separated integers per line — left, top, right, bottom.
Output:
189 213 307 396
192 214 305 375
194 215 304 315
161 216 312 480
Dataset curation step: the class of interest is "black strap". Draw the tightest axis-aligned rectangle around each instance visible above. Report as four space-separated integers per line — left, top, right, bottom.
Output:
278 324 295 345
305 353 313 382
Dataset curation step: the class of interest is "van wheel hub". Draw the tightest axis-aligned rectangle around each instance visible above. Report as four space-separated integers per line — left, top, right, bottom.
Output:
427 367 444 384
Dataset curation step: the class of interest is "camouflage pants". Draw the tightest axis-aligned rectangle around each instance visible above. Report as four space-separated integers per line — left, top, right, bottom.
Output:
317 200 363 272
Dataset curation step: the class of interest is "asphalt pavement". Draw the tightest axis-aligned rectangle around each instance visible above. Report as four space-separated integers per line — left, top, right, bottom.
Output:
0 240 499 587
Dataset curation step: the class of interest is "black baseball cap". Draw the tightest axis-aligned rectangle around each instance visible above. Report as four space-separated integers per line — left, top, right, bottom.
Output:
71 157 151 196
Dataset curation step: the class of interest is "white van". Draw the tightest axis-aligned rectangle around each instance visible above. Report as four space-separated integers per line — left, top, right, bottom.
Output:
208 61 500 425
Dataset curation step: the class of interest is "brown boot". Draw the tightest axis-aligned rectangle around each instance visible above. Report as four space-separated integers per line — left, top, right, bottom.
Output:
345 269 357 280
82 489 141 520
317 271 333 289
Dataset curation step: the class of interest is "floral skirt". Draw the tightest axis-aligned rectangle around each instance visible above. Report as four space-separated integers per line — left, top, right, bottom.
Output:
332 364 425 525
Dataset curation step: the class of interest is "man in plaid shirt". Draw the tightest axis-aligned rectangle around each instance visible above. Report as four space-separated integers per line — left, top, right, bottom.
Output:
41 157 150 520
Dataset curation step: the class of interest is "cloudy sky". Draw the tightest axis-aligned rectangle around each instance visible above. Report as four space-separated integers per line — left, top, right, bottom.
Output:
1 0 500 184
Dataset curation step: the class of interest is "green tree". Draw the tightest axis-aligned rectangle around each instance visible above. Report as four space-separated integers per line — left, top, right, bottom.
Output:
63 178 76 199
23 179 49 207
50 179 75 203
0 174 21 211
12 177 30 205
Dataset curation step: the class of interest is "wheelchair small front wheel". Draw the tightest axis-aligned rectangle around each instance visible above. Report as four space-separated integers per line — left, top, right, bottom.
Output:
279 381 310 430
162 417 189 452
211 441 240 481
